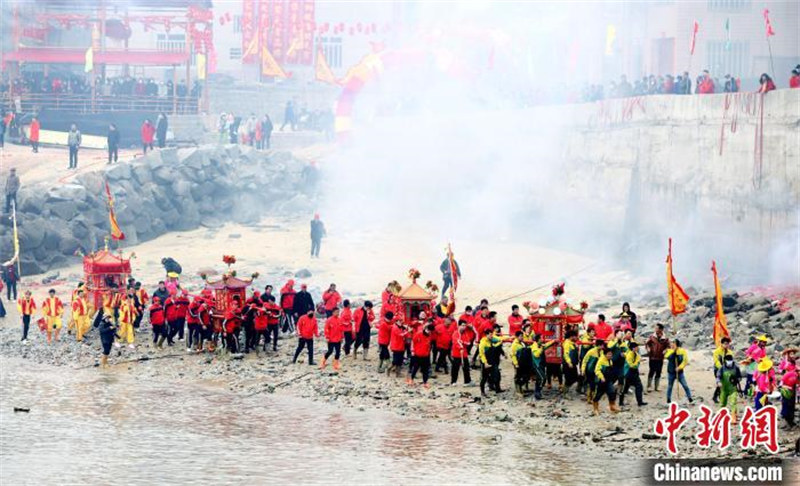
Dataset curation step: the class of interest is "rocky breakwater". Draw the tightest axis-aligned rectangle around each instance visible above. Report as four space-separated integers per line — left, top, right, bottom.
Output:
1 145 316 274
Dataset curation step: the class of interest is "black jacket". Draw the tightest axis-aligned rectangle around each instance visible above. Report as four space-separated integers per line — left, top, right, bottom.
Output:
107 129 120 148
439 259 461 278
293 290 315 315
156 117 168 139
310 220 326 240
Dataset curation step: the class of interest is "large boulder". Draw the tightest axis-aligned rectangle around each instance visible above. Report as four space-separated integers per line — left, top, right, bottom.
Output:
46 184 87 202
18 217 46 249
105 163 132 181
131 163 153 185
48 200 79 220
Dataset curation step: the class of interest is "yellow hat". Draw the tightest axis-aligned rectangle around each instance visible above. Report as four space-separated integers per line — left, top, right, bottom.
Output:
757 357 774 372
755 335 769 342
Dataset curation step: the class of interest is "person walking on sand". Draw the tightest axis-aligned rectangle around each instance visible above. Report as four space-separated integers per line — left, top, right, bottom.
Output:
29 116 40 153
117 293 138 349
645 324 669 392
17 290 36 344
2 261 18 300
322 283 341 318
450 320 473 386
71 288 92 343
387 320 409 378
340 299 354 356
293 309 318 365
293 284 315 318
716 353 743 424
67 123 82 169
712 337 734 403
263 295 281 351
479 326 505 397
5 168 20 214
593 347 620 415
279 279 297 333
107 124 120 164
377 311 394 372
42 288 64 344
310 214 326 258
619 341 647 407
434 316 454 373
665 339 694 404
352 300 374 359
409 323 434 388
149 296 167 347
97 314 118 368
321 307 343 371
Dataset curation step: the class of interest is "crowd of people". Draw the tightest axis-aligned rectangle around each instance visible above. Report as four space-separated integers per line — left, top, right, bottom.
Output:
581 67 798 102
2 262 796 429
1 73 202 100
217 112 274 149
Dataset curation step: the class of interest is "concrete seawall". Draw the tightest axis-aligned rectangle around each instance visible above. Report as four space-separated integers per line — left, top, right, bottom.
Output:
1 146 316 274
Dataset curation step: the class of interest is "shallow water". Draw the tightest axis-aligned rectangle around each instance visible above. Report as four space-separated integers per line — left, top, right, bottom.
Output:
0 357 635 485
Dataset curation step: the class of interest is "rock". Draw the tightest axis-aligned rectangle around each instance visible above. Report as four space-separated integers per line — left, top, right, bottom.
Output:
48 200 78 220
105 163 132 181
607 289 618 297
228 233 242 239
746 311 769 325
294 269 312 278
46 184 87 202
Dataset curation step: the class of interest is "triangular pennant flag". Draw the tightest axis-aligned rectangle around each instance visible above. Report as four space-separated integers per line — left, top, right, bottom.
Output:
315 49 340 85
261 45 289 78
711 261 730 347
242 35 258 62
666 238 690 315
286 37 301 58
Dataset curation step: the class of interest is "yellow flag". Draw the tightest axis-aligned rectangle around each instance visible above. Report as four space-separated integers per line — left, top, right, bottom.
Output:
315 49 339 85
666 238 690 315
196 53 207 80
286 37 301 58
711 261 730 347
261 46 288 78
84 47 94 72
605 25 617 56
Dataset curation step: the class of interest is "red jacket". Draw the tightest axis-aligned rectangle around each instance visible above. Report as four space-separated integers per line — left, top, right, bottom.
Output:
253 305 269 331
434 322 452 348
29 119 40 142
280 285 296 311
451 330 470 358
389 324 407 352
224 308 241 334
186 299 202 325
413 330 432 357
264 301 281 325
758 79 776 93
340 307 354 335
594 321 613 341
322 290 342 311
353 307 374 332
458 313 474 326
324 316 344 343
508 314 523 336
698 77 715 94
149 303 165 326
790 75 800 89
377 319 393 346
297 315 319 339
141 122 155 143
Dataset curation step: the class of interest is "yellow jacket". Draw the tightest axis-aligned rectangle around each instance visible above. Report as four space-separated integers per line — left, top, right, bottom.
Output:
625 349 640 369
510 338 524 367
581 346 601 374
594 355 612 382
665 347 689 373
562 339 578 367
712 346 733 370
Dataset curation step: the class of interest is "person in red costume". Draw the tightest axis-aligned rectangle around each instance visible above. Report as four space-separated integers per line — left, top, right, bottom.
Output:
790 67 800 89
377 311 394 372
321 283 342 318
409 323 434 387
293 309 318 365
321 307 344 370
222 300 243 353
593 314 613 341
262 295 281 351
434 316 455 373
450 320 473 385
340 299 355 356
387 320 409 378
352 301 375 359
141 119 155 154
28 117 40 153
280 279 297 332
508 304 524 336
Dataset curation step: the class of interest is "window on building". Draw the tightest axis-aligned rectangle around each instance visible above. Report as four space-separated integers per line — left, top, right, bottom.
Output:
318 36 343 69
707 0 750 11
706 40 749 77
230 47 243 60
233 15 242 33
156 33 186 52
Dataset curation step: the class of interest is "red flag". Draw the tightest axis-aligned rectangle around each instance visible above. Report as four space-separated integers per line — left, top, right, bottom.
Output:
105 181 125 240
666 238 689 315
763 9 775 37
711 261 730 347
447 244 458 293
689 20 699 55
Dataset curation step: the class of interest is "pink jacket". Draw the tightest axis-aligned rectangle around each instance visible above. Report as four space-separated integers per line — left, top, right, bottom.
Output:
746 343 766 362
755 369 776 393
